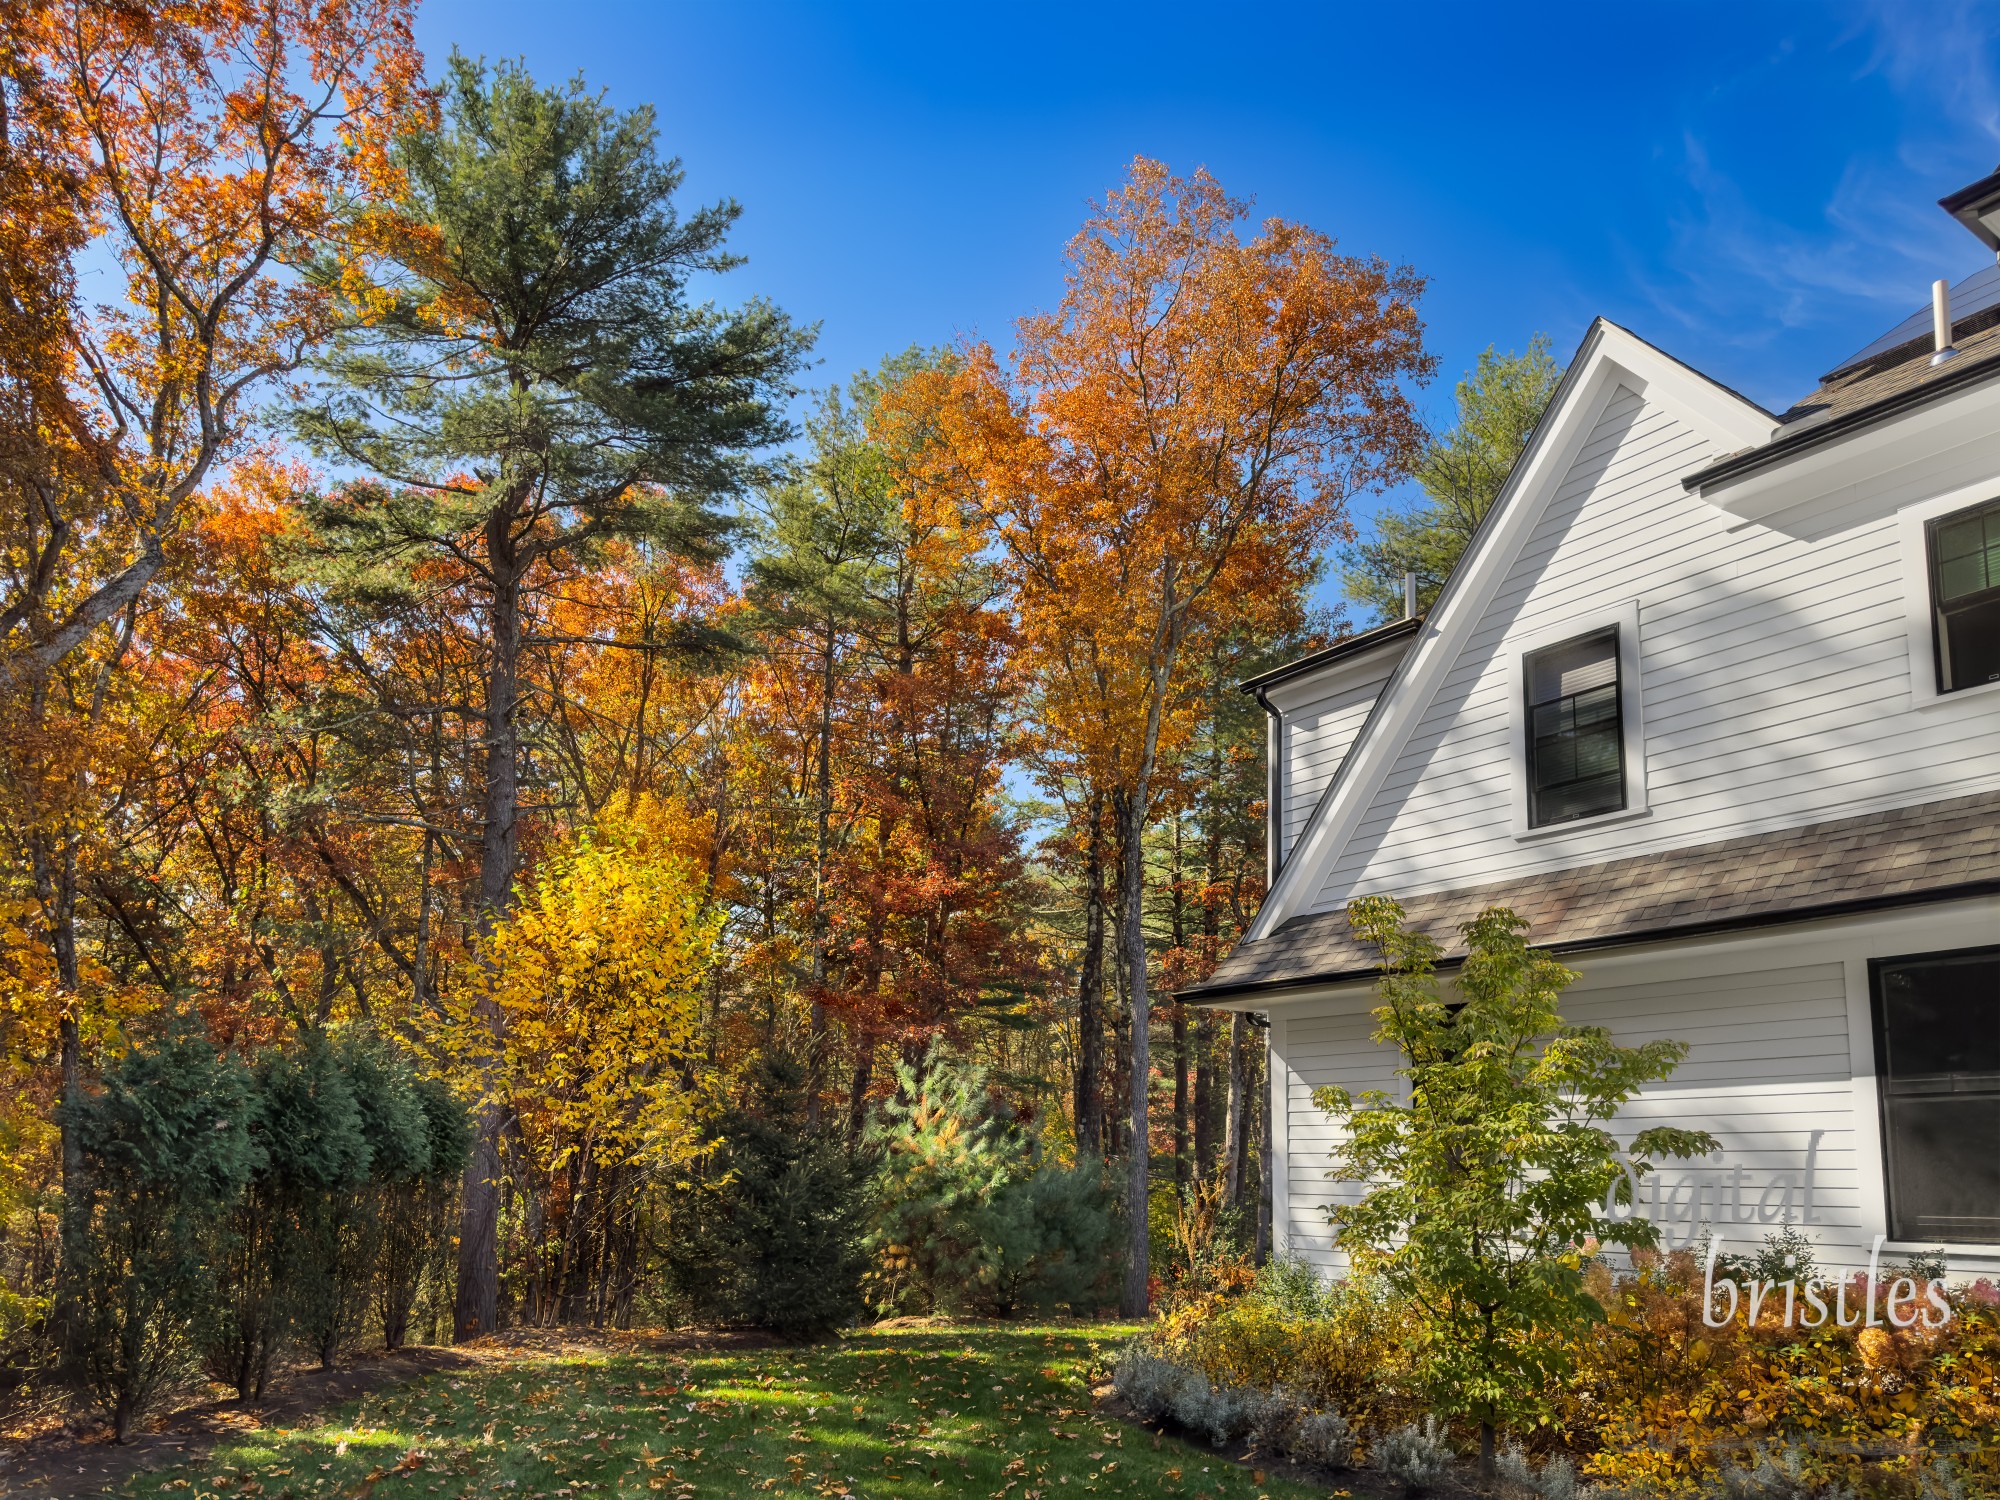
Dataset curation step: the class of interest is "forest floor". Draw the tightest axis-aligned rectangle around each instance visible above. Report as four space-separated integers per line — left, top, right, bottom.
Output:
5 1321 1376 1500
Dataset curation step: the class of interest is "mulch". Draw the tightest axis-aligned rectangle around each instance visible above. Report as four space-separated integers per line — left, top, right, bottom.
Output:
0 1345 491 1499
1093 1385 1497 1500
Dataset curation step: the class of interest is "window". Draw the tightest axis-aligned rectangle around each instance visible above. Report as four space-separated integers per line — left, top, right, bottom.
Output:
1870 945 2000 1245
1929 496 2000 693
1524 628 1625 828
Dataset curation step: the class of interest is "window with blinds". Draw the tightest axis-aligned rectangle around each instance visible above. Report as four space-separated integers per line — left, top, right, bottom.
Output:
1870 945 2000 1245
1524 627 1625 828
1931 497 2000 693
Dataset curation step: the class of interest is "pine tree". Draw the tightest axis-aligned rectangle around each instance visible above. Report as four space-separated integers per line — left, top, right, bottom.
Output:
1341 337 1560 619
663 1057 868 1341
297 53 810 1335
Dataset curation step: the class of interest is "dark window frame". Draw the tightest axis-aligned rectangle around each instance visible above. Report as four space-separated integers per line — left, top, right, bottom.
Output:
1926 496 2000 695
1868 941 2000 1246
1523 626 1628 830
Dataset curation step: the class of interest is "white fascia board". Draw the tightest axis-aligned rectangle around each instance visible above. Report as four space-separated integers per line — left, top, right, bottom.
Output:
1262 637 1408 716
1245 321 1774 941
1202 977 1376 1014
1695 378 2000 529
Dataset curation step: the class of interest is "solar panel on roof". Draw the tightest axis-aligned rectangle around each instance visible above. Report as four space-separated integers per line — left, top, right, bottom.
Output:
1828 262 2000 376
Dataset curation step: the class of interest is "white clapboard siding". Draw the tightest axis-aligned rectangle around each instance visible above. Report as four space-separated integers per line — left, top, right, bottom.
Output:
1305 382 2000 913
1273 952 1884 1274
1279 669 1394 863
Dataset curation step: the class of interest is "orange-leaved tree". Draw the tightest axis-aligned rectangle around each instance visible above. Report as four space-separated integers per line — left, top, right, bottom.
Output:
0 0 422 1365
900 158 1432 1312
0 0 424 679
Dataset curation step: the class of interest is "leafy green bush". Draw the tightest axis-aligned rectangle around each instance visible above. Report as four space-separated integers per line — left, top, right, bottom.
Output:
64 1029 256 1440
1317 897 1714 1480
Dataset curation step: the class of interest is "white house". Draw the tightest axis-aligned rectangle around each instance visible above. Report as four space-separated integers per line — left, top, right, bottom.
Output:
1185 171 2000 1279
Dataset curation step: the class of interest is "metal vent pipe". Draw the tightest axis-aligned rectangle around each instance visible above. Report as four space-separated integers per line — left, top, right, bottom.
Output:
1933 279 1960 366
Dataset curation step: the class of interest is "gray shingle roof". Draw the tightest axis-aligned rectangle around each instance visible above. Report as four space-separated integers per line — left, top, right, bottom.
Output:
1684 312 2000 495
1778 315 2000 427
1182 790 2000 1003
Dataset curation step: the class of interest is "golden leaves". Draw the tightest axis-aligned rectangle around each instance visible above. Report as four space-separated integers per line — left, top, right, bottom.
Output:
439 795 721 1178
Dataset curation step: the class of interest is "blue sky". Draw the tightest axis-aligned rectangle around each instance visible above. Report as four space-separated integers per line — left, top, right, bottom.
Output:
416 0 2000 610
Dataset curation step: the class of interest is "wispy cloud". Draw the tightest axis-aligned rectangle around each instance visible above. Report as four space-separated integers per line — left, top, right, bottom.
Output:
1633 2 2000 381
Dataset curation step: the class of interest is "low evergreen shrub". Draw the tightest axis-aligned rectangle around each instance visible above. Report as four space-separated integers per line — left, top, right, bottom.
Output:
376 1075 471 1349
298 1034 431 1369
986 1158 1120 1317
63 1028 256 1440
204 1036 367 1402
661 1057 869 1341
865 1048 1118 1317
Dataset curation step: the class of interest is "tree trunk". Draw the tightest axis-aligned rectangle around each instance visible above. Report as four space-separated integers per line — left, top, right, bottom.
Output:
1115 786 1151 1318
32 828 88 1382
1480 1419 1496 1484
1222 1011 1249 1209
1171 1004 1189 1193
1073 800 1106 1159
1107 943 1128 1159
457 512 522 1341
846 1032 873 1149
1168 820 1189 1193
1193 1010 1217 1181
806 617 838 1125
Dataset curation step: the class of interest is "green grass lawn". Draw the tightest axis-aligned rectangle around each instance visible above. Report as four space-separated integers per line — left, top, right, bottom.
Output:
112 1323 1325 1500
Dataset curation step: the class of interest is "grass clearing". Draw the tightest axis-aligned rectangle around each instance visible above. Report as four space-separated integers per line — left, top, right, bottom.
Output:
110 1323 1321 1500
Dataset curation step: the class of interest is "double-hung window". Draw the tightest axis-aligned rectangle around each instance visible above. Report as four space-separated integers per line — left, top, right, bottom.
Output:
1524 627 1625 828
1870 945 2000 1244
1929 496 2000 694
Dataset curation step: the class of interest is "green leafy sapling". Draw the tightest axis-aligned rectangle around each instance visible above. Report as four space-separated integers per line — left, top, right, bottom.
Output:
1313 896 1716 1483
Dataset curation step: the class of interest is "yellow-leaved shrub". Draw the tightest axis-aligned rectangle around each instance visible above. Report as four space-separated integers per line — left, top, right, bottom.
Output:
1562 1250 2000 1495
444 796 722 1184
1152 1274 1425 1432
1140 1253 2000 1494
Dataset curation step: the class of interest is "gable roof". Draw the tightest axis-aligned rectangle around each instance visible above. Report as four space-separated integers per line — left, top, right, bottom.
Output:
1184 788 2000 1003
1237 318 1779 947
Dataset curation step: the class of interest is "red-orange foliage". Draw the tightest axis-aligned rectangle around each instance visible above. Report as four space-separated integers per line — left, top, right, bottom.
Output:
891 157 1433 1309
0 0 424 678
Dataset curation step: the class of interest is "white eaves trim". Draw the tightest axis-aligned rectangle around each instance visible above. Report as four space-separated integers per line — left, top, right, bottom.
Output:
1261 632 1412 716
1692 369 2000 533
1245 319 1778 941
